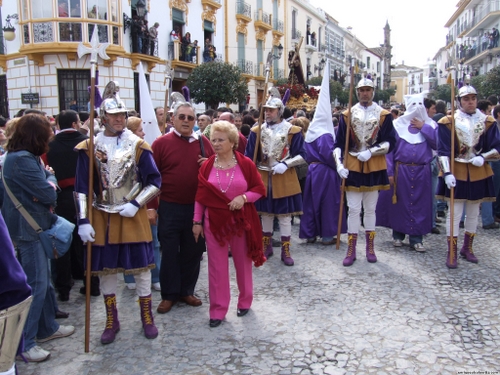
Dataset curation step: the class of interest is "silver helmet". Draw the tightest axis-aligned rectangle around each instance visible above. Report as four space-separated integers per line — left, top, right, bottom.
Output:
263 87 284 117
100 81 128 115
355 75 376 101
456 76 477 111
100 81 128 134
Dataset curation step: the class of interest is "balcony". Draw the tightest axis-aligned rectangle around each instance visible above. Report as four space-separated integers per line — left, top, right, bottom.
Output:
237 59 254 76
273 19 284 34
168 40 201 70
291 28 302 41
464 1 500 37
305 34 317 53
271 68 285 80
254 10 272 32
201 0 222 10
462 43 500 65
19 18 125 67
236 1 252 23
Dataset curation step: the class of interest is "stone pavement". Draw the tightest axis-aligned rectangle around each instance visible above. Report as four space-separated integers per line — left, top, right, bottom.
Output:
16 220 500 375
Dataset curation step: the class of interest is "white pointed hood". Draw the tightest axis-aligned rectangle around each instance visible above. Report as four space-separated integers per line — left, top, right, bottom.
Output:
305 61 335 143
138 62 162 146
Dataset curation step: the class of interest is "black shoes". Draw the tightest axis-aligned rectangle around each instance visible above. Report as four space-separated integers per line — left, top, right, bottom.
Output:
237 309 249 317
55 310 69 319
79 286 101 297
431 227 441 234
209 319 222 328
483 222 500 229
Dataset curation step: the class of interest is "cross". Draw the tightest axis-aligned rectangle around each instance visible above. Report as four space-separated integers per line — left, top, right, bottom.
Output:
77 26 110 77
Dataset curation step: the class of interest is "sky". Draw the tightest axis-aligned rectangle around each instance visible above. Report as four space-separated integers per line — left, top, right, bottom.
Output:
309 0 459 67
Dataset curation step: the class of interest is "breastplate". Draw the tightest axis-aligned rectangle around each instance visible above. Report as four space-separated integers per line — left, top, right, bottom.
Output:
93 130 142 212
454 111 485 162
349 104 382 153
258 121 292 170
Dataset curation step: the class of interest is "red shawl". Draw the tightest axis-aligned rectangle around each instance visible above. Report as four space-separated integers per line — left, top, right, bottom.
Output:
196 152 266 267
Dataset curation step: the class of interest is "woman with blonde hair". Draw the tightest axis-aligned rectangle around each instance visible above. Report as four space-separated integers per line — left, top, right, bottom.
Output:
193 121 265 328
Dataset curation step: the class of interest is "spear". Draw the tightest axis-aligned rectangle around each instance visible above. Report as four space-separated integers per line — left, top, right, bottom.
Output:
77 26 109 353
336 59 356 249
447 71 456 244
253 51 273 163
161 62 174 134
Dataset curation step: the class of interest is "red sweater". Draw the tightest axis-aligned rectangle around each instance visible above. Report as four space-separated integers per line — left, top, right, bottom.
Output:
151 132 214 206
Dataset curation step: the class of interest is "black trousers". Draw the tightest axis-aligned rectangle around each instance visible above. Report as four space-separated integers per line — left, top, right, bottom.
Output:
158 200 206 301
52 188 85 296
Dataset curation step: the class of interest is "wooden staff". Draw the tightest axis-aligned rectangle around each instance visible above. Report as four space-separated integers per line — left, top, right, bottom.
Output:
161 62 174 134
336 61 356 249
448 73 456 242
253 51 273 163
77 27 109 353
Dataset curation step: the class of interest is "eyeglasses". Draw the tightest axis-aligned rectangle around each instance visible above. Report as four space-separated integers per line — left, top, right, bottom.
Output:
177 114 195 121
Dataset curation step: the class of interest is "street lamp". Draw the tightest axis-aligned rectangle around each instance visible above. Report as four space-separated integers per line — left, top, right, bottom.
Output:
3 14 19 42
272 43 283 60
314 58 326 73
135 0 147 18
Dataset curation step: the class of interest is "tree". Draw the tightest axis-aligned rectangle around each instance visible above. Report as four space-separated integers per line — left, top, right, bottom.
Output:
187 61 248 109
431 84 453 103
479 66 500 99
470 74 487 99
305 76 344 104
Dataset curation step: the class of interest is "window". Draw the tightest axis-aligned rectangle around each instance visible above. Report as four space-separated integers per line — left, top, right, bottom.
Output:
377 61 380 72
134 71 150 115
30 0 52 19
237 33 246 72
367 56 371 69
87 0 109 20
0 75 9 118
57 69 90 112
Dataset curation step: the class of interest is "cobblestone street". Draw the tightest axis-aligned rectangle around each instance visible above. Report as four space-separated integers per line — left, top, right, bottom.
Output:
17 219 500 375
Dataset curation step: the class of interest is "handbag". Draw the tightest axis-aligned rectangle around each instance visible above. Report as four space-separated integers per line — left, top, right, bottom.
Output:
2 170 75 259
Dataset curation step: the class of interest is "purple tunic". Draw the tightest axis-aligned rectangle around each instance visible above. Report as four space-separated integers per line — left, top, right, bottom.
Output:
299 134 347 238
0 212 31 311
376 124 436 235
436 117 500 201
75 146 161 274
245 125 306 215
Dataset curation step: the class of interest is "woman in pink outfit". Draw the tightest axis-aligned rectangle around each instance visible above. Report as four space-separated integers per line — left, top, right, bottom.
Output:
193 121 266 328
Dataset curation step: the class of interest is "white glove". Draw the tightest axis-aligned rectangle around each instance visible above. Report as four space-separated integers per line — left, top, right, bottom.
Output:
357 149 372 162
470 156 484 167
337 164 349 179
272 163 288 175
444 174 456 189
119 202 140 217
78 223 95 243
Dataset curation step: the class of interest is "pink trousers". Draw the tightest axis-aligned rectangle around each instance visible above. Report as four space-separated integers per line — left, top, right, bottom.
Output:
204 224 253 320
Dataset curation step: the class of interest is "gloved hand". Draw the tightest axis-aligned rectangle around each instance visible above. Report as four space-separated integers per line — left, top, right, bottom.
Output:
119 202 140 217
357 149 372 162
272 162 288 175
470 156 484 167
337 164 349 179
444 174 456 189
78 223 95 243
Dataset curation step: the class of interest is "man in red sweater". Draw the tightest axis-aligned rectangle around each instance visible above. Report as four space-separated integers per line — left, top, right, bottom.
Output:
152 103 214 313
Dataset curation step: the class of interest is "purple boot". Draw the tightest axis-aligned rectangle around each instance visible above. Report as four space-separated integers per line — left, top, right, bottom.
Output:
460 232 478 263
101 294 120 345
281 236 294 266
446 236 458 269
139 294 158 339
343 233 357 267
365 231 377 263
263 232 273 259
